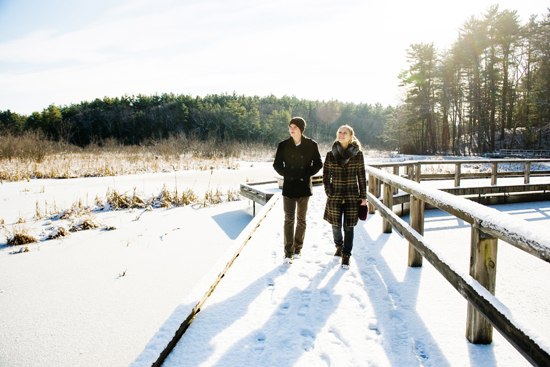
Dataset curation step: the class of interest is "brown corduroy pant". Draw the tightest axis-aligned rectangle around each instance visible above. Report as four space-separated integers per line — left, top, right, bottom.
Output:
283 195 310 258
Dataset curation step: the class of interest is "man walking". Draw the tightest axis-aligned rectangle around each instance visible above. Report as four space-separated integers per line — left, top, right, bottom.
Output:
273 117 323 264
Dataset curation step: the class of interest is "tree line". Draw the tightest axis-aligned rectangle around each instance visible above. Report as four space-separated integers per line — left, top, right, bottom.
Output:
391 6 550 155
0 93 391 150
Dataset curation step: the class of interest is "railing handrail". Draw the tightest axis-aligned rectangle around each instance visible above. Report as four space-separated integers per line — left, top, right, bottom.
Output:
369 158 550 168
365 165 550 263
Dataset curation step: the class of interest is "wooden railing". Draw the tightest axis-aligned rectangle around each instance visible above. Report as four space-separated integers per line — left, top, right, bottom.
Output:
366 165 550 366
369 158 550 187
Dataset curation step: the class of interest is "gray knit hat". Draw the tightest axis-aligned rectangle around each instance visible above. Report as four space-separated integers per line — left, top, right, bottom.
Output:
289 117 306 133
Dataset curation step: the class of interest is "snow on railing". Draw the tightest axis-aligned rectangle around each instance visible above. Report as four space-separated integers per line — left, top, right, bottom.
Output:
366 164 550 367
370 158 550 186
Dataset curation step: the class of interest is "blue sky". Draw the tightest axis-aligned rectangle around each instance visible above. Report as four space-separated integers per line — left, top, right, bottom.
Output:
0 0 548 115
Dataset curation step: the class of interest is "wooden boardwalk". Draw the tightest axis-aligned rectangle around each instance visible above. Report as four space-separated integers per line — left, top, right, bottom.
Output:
132 186 550 367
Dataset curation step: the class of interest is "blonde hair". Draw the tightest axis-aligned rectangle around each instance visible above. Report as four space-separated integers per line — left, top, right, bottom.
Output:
335 125 362 150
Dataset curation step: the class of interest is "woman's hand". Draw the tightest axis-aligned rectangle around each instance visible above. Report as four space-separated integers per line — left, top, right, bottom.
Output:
360 198 367 206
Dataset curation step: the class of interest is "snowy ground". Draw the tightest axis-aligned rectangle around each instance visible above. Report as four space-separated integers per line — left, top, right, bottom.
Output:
1 161 550 367
139 185 550 367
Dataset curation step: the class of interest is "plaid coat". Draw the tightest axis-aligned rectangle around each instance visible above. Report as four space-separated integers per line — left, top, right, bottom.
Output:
323 142 367 227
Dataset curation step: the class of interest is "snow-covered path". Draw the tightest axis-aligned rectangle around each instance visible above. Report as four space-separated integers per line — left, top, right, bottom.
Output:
153 186 545 367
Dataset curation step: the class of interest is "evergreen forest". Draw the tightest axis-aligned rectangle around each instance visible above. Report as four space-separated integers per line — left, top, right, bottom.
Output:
1 6 549 156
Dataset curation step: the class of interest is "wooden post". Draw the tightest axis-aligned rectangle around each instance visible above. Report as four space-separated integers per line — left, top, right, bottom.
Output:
455 163 461 187
374 177 381 200
415 162 421 182
382 183 393 233
368 174 376 214
408 195 424 267
407 164 414 181
524 161 531 184
393 165 399 194
491 162 498 186
466 223 498 344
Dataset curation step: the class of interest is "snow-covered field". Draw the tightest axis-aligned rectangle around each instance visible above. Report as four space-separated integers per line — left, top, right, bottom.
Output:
1 159 550 367
0 163 275 367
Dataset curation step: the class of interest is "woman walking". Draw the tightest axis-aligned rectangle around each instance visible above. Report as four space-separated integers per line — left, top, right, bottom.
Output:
322 125 367 269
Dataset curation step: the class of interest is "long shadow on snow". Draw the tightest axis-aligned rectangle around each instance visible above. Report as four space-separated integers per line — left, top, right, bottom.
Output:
353 216 454 366
162 259 342 366
354 214 499 366
162 266 288 366
211 208 254 240
211 262 344 366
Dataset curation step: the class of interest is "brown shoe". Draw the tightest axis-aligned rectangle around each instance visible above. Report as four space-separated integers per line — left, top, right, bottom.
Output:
334 246 343 257
341 254 350 269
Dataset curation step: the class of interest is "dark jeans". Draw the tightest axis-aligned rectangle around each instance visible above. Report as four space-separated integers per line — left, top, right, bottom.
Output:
332 202 354 256
283 195 310 257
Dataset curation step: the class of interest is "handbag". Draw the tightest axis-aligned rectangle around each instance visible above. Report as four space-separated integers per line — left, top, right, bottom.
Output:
358 201 368 221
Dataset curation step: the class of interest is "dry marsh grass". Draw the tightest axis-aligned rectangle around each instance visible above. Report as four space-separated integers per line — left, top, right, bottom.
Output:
3 184 244 246
0 133 276 182
4 224 38 246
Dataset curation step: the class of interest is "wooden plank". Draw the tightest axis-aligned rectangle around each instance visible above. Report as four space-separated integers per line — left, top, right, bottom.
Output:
371 158 550 167
239 189 270 206
442 183 550 196
420 171 550 181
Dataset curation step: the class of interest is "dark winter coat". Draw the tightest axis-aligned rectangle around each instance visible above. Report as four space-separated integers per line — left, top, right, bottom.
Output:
323 141 367 227
273 136 323 198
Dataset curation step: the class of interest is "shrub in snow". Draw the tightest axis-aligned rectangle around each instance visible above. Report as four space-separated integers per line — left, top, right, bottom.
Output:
47 226 70 239
4 224 38 246
69 217 100 232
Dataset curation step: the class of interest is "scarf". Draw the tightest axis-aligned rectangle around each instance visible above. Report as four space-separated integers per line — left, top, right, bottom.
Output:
332 141 360 167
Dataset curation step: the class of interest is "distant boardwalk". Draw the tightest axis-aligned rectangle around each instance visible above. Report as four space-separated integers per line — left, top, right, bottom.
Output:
485 149 550 158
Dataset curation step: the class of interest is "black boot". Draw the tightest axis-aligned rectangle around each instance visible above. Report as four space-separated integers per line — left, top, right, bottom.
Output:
341 254 350 269
334 246 343 257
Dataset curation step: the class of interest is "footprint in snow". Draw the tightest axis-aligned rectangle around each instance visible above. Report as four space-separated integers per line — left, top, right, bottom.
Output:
320 291 331 304
301 329 315 351
278 303 290 316
413 338 429 362
298 290 312 316
254 333 266 354
298 304 309 316
368 321 381 338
